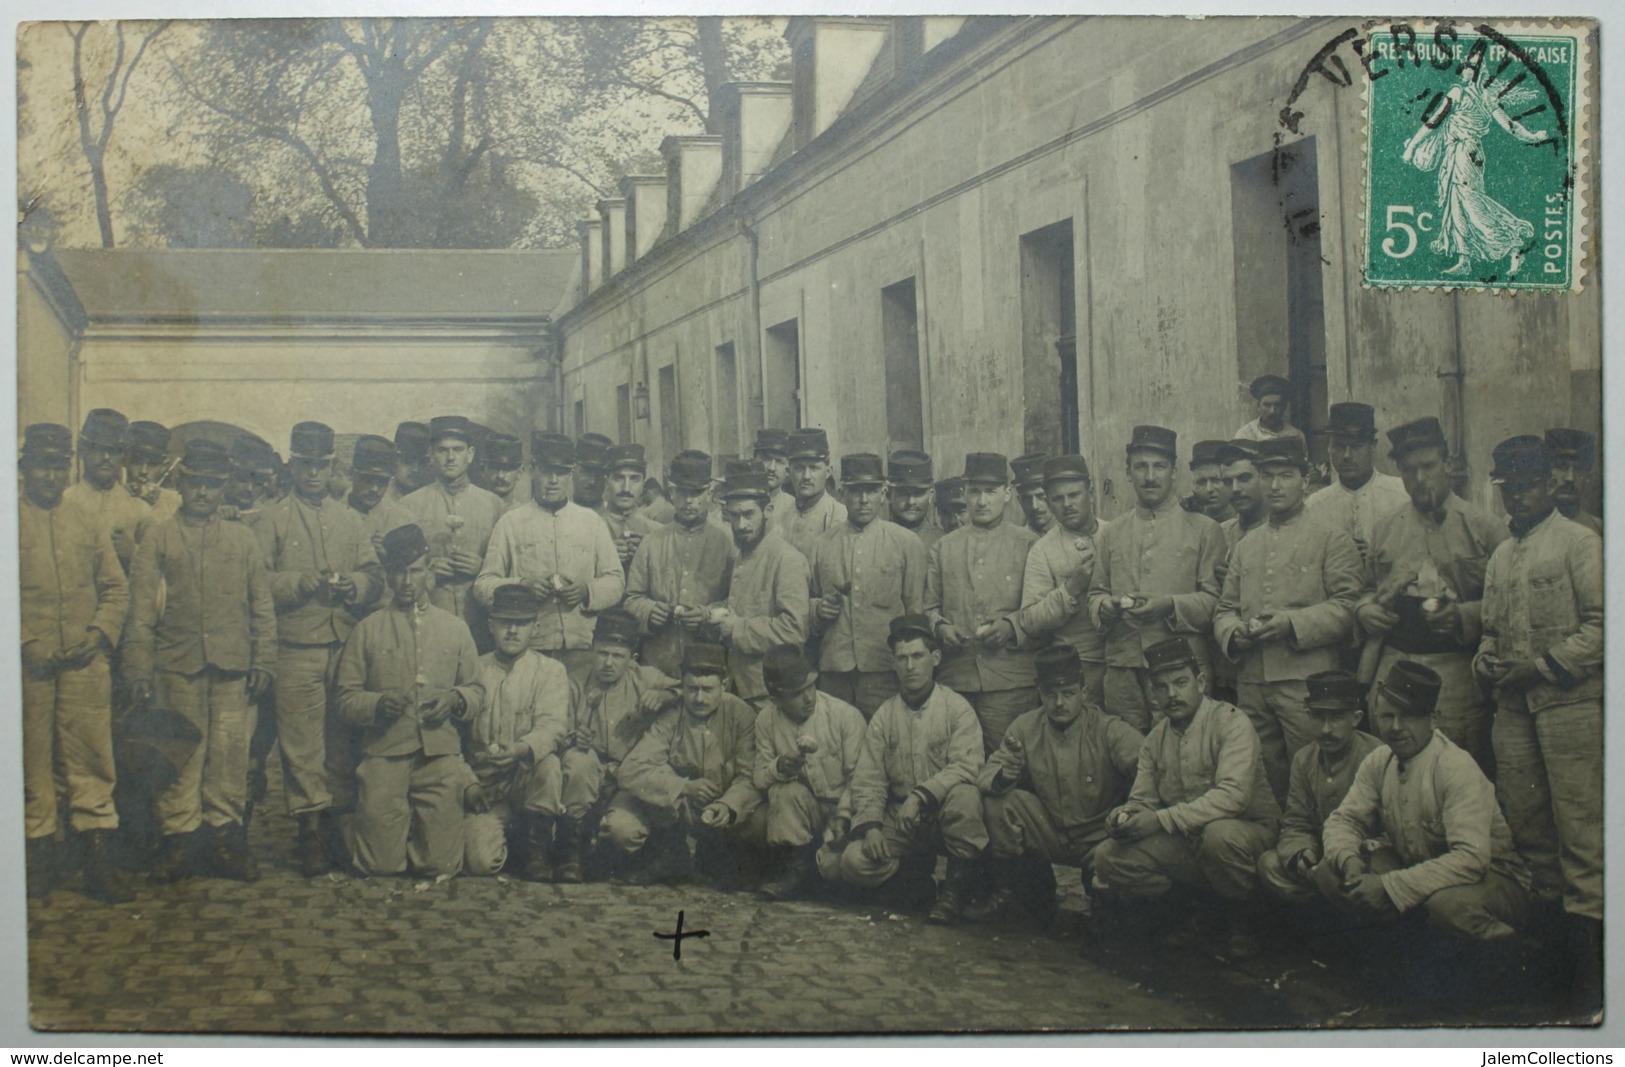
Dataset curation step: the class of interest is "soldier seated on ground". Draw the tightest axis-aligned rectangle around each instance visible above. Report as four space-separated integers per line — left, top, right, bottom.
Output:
750 644 867 901
965 645 1142 926
1256 670 1382 906
603 643 763 888
828 614 989 925
557 611 680 881
1092 637 1281 960
459 585 570 881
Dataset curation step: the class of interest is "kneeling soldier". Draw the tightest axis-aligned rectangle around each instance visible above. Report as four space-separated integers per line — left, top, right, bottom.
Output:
1255 670 1382 903
126 440 277 883
832 614 989 924
752 644 868 900
607 643 762 887
336 524 483 878
968 644 1142 923
1093 637 1281 959
460 585 570 880
1317 660 1531 941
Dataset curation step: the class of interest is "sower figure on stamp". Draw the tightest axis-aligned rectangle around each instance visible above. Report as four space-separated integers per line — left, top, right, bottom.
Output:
965 645 1142 928
1019 454 1112 709
458 585 570 882
887 450 942 551
751 644 867 901
597 444 660 573
1304 403 1408 564
752 428 797 536
1255 670 1382 906
558 611 680 881
1087 426 1226 734
256 421 383 876
926 452 1038 753
1011 452 1054 535
335 524 483 880
1543 428 1602 535
126 440 277 884
607 642 763 889
124 420 181 526
1092 637 1280 960
475 431 624 683
622 450 734 679
1317 661 1532 948
829 614 989 926
20 423 132 904
1213 437 1363 803
778 429 848 564
1357 417 1506 774
707 464 810 709
1474 435 1603 1013
810 452 927 719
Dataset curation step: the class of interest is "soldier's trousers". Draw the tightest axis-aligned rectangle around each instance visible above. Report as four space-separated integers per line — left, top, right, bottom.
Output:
1102 667 1156 734
832 782 989 887
600 792 767 852
153 667 255 835
817 670 899 721
1375 646 1491 775
1310 846 1530 940
1256 848 1319 902
1235 679 1315 803
22 656 118 839
1492 696 1603 921
963 688 1040 755
560 747 613 820
273 642 353 816
461 753 564 875
983 788 1107 874
762 780 840 847
1093 819 1275 901
352 750 465 878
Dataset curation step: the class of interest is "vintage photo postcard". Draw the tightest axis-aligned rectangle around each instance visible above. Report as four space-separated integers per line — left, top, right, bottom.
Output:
12 12 1607 1038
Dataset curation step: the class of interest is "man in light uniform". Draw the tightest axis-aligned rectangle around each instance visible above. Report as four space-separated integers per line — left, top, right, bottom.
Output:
124 420 181 525
476 431 624 681
385 421 432 508
887 449 942 551
1233 373 1307 446
1304 402 1408 560
1543 428 1602 535
572 432 614 511
345 434 400 555
1217 439 1267 552
934 477 967 537
777 428 848 562
1087 426 1226 733
483 432 528 514
1019 454 1111 708
598 443 661 572
1011 452 1054 534
1187 440 1235 524
810 452 927 718
226 434 279 521
754 428 797 533
19 423 133 904
62 408 151 573
1357 417 1506 772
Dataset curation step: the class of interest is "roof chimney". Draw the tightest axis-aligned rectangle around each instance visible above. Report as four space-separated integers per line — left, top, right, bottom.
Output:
597 197 628 281
661 135 724 237
717 82 793 201
786 17 892 149
577 219 602 298
621 175 668 263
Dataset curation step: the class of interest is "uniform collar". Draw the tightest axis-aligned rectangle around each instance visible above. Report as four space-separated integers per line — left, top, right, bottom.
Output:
1135 494 1180 521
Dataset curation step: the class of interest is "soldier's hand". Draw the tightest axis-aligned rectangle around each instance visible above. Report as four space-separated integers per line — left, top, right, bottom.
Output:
484 743 521 769
246 668 273 701
979 618 1017 649
1342 873 1395 914
1125 595 1174 622
331 574 358 604
219 505 243 523
897 793 924 830
860 827 890 863
646 602 673 630
523 577 555 601
774 753 805 779
936 623 968 651
682 778 722 804
58 631 108 669
706 606 733 627
814 594 843 623
699 802 733 828
1420 599 1461 637
1250 612 1293 644
1002 734 1026 764
297 571 326 598
824 816 851 846
1337 855 1366 885
376 691 412 721
1063 561 1093 600
1355 600 1400 636
1474 653 1507 684
464 782 492 815
21 643 56 679
555 577 588 609
638 686 675 716
419 689 460 727
109 528 134 559
1288 849 1320 882
428 556 457 579
449 549 483 577
128 679 155 708
1495 659 1543 692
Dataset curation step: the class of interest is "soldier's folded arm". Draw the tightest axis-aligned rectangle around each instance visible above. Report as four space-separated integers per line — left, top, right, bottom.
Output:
1159 710 1258 836
1283 529 1363 652
1379 758 1496 913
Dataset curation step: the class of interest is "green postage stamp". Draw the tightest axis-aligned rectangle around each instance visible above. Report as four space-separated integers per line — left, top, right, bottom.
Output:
1363 20 1593 292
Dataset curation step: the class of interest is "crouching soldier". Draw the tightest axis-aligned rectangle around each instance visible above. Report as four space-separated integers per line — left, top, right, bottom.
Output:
335 524 483 878
830 614 988 924
1093 637 1280 959
459 584 570 880
126 440 277 883
966 645 1142 925
558 612 680 880
1255 670 1382 903
751 644 867 900
1317 661 1532 942
606 643 761 887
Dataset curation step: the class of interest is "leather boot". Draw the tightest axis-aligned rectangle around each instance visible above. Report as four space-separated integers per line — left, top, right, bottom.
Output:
1567 913 1603 1018
294 813 331 877
553 816 585 884
624 825 692 886
150 831 196 884
209 823 260 882
25 837 55 901
520 814 556 882
928 855 975 925
318 809 349 868
757 844 816 901
961 856 1019 923
82 830 134 905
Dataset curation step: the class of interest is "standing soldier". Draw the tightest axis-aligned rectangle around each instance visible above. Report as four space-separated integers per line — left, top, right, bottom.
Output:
1187 440 1235 524
623 451 734 678
62 408 151 572
1475 435 1603 1012
887 450 941 550
933 477 968 536
1214 437 1362 802
335 524 484 880
572 432 614 511
19 423 132 903
1218 439 1267 551
1357 417 1506 772
1305 402 1408 560
1011 452 1054 534
226 434 279 520
927 452 1039 752
476 432 624 681
751 644 868 900
598 444 660 572
779 428 848 562
126 440 277 883
810 453 927 718
754 428 797 533
346 434 400 555
124 421 181 525
385 421 432 508
1087 426 1227 733
256 420 384 875
1233 374 1307 446
483 432 528 513
1019 454 1111 707
1543 428 1602 535
465 423 494 490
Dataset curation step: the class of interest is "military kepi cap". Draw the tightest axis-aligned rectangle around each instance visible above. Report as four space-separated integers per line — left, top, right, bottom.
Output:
1377 660 1442 717
126 421 171 460
289 421 336 460
351 435 397 477
79 408 128 450
394 421 431 461
1323 402 1378 440
592 610 642 649
888 450 934 488
576 433 614 472
22 423 73 463
531 431 576 470
483 433 523 471
1127 425 1178 460
1386 416 1448 459
1034 645 1084 689
1142 637 1197 675
762 644 813 695
1042 454 1091 486
379 523 430 570
754 428 791 457
669 450 713 490
1216 438 1261 465
179 439 233 480
231 434 278 475
787 428 831 460
840 453 885 487
719 465 772 500
934 477 967 507
607 443 646 472
963 452 1009 485
683 642 730 679
1253 436 1310 471
488 584 543 621
428 415 475 444
1190 440 1227 468
1250 374 1292 400
1011 452 1050 489
1490 435 1551 486
1305 669 1365 713
887 613 936 648
1544 428 1596 470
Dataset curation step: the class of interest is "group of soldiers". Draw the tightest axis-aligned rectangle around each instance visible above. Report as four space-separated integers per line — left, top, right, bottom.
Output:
17 373 1602 1012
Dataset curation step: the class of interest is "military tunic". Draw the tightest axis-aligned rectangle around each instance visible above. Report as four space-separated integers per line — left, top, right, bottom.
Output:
716 529 810 702
560 665 679 820
398 480 507 624
810 519 926 716
752 691 867 847
62 480 152 572
1019 518 1112 705
622 519 734 677
1304 471 1409 558
778 492 848 563
1257 730 1383 900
